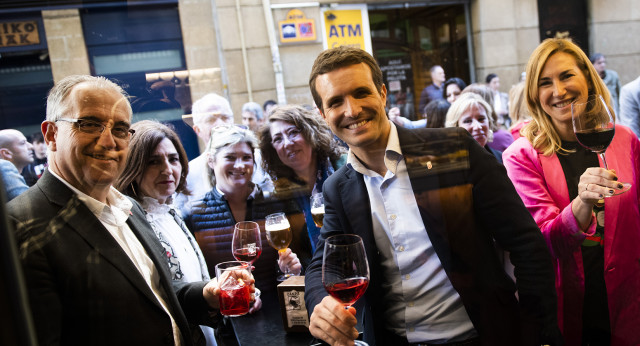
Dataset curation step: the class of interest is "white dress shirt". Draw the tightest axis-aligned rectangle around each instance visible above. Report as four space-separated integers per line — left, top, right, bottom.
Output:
346 122 476 343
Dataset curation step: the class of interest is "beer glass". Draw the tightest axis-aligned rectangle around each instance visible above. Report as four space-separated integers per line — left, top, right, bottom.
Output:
265 212 294 281
310 192 325 228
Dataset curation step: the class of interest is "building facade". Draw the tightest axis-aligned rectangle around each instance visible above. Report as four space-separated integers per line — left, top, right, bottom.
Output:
1 0 639 156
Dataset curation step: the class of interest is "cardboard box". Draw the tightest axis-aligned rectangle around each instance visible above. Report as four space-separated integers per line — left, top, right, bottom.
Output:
277 275 310 332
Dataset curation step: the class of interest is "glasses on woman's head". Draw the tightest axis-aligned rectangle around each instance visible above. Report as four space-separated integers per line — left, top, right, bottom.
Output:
210 124 248 136
57 118 134 140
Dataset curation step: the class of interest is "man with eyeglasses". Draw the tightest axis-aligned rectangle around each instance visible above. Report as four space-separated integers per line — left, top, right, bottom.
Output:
7 75 241 345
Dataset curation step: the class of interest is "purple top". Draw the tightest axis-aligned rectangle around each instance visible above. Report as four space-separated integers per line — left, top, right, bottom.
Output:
487 129 514 152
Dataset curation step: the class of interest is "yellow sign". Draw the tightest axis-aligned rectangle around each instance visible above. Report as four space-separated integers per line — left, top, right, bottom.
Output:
0 21 40 48
278 9 316 44
322 10 365 50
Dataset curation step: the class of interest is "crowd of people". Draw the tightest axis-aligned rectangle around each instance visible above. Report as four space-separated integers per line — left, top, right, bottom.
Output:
3 38 640 346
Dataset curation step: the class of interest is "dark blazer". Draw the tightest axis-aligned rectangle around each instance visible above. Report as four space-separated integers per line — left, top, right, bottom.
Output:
305 127 560 346
8 170 211 346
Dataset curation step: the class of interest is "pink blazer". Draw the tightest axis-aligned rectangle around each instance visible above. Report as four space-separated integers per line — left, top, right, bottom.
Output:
503 124 640 346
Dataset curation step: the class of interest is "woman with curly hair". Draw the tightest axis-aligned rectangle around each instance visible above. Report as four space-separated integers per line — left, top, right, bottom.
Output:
259 104 347 254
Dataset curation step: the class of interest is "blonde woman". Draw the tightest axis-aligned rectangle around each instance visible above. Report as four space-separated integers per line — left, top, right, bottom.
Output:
503 38 640 346
445 92 503 162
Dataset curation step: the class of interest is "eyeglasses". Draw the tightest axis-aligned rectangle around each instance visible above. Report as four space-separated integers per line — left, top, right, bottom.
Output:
57 118 135 139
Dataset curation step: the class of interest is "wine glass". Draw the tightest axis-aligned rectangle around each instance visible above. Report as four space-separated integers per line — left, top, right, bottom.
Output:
310 192 325 228
232 221 262 266
265 212 295 281
571 94 631 196
322 234 370 346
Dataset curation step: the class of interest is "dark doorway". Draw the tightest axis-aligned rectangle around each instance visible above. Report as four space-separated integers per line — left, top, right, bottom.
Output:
370 4 469 120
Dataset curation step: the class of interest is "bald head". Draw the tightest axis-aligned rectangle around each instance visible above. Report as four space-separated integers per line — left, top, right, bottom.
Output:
0 129 34 171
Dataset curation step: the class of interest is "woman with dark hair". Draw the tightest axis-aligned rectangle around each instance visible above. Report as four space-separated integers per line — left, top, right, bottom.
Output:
259 104 347 255
425 99 451 129
503 38 640 345
442 77 467 104
115 120 225 345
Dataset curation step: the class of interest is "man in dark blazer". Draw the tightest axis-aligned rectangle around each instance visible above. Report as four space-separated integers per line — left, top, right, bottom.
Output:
305 47 561 346
8 75 237 345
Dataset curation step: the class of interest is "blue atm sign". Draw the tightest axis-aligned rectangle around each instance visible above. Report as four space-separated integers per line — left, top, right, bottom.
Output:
328 24 361 38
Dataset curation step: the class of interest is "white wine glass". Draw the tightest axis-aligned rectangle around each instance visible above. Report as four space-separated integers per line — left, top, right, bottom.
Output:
571 94 631 196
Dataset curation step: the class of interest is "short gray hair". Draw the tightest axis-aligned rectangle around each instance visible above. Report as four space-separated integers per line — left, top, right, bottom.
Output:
241 102 264 121
191 93 233 125
46 75 131 122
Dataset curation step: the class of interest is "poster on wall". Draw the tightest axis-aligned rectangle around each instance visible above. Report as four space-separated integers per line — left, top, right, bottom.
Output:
379 56 415 119
320 4 372 55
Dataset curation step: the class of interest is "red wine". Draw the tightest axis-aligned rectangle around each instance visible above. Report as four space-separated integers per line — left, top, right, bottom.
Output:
575 128 614 153
325 277 369 306
233 247 262 264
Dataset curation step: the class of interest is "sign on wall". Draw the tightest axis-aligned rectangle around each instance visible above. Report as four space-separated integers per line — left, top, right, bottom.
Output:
0 21 41 48
279 9 317 44
320 4 371 54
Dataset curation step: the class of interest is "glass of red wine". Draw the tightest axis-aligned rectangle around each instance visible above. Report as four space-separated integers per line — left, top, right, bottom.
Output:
322 234 369 346
571 94 631 196
232 221 262 266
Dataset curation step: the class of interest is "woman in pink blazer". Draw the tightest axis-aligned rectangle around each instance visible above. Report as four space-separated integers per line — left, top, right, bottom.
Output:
503 38 640 346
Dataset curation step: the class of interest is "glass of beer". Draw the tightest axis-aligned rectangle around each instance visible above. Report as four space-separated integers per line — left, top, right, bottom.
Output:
265 212 294 281
215 261 252 317
310 192 325 228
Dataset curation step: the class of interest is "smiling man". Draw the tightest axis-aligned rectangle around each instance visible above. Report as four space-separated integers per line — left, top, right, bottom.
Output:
7 75 227 346
304 47 562 346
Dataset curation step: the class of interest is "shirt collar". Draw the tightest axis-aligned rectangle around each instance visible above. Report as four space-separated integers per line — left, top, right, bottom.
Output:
48 169 133 225
215 184 257 200
347 120 403 176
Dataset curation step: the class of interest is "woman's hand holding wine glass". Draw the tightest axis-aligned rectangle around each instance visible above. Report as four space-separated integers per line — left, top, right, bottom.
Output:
277 248 302 276
572 94 632 198
265 212 298 281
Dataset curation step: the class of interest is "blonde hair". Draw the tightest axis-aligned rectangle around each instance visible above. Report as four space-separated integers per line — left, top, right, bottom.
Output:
206 125 258 186
521 38 613 156
508 81 529 127
445 92 494 130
